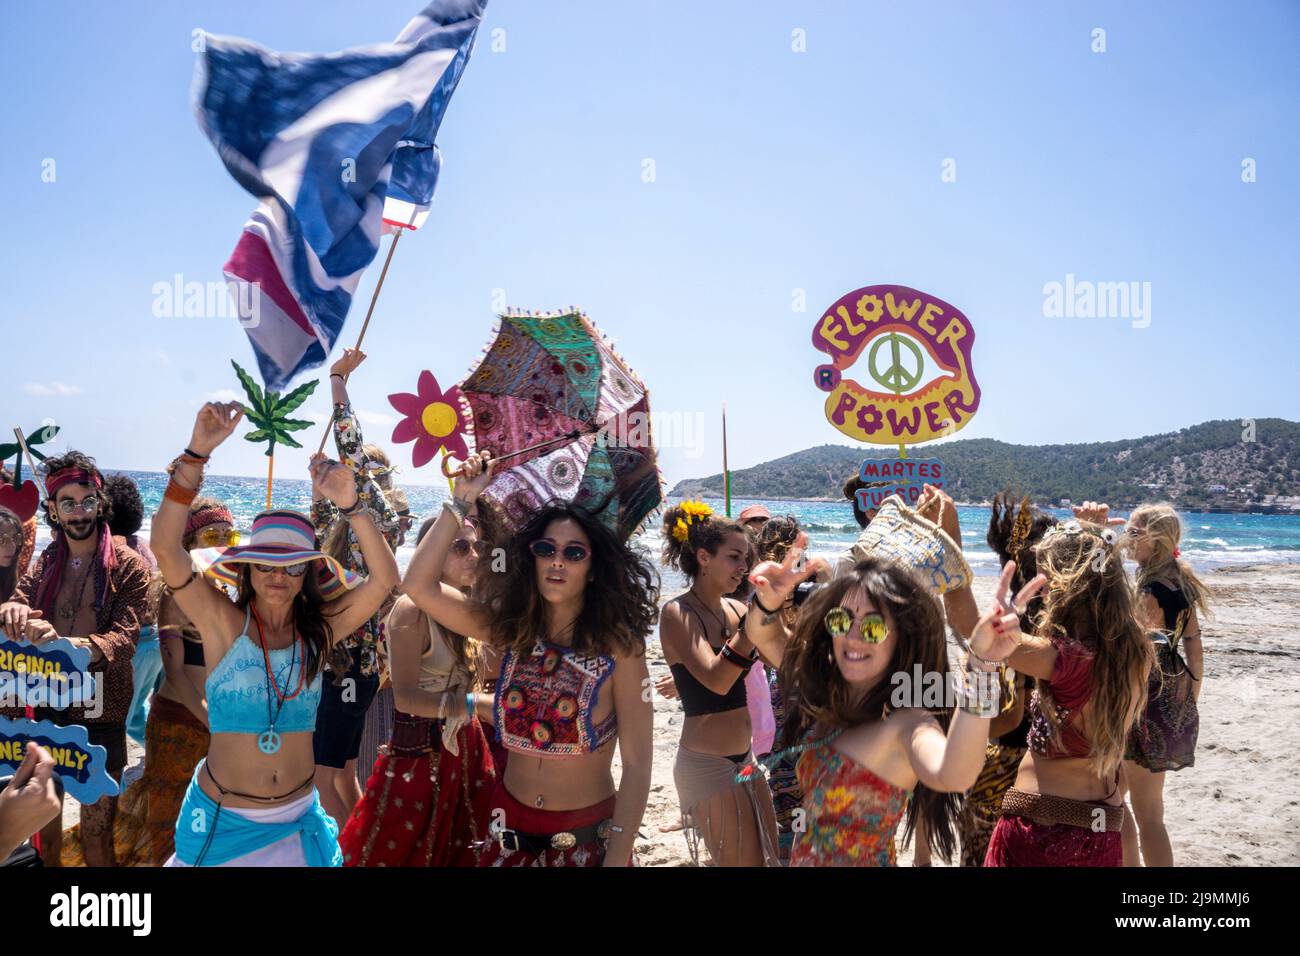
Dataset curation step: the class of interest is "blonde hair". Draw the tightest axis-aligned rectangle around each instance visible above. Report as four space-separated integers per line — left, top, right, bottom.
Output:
1031 522 1152 779
1128 502 1211 621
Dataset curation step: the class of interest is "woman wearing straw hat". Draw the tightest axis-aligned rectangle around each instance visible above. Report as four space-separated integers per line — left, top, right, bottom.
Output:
150 402 400 866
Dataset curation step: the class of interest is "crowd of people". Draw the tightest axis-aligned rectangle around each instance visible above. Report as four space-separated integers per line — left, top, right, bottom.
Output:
0 355 1212 867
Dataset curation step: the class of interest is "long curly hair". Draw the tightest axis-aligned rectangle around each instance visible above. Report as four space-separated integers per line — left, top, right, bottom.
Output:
474 500 659 659
0 507 23 603
234 563 344 685
777 557 961 861
1029 522 1152 778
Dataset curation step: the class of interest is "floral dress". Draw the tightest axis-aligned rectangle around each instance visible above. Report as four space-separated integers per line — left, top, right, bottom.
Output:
790 738 910 867
310 399 401 679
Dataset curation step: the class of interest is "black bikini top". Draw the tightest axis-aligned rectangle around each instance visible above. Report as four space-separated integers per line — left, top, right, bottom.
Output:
668 598 748 718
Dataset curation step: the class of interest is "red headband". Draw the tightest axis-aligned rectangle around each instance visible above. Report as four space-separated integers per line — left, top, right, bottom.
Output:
45 468 103 498
186 504 235 540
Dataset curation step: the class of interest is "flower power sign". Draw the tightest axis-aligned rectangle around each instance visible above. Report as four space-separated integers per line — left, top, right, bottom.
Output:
812 284 979 449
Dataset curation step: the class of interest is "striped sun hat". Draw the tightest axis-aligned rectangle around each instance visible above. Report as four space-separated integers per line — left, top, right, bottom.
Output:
189 510 360 599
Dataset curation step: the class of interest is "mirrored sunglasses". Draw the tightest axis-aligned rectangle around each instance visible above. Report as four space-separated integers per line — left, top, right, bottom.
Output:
824 607 888 644
450 538 488 557
251 561 309 577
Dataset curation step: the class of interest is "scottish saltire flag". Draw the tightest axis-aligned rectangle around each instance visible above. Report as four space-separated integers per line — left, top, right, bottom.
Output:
193 1 487 391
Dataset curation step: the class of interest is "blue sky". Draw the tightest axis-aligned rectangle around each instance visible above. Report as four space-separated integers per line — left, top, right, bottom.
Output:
2 0 1297 490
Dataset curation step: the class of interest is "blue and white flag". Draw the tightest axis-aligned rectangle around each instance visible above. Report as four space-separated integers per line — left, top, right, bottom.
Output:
193 1 487 392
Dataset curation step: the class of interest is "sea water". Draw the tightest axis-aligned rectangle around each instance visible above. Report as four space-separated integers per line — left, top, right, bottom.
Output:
45 472 1300 594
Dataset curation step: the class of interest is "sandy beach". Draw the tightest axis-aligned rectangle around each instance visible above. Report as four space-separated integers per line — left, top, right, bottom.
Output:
64 562 1299 867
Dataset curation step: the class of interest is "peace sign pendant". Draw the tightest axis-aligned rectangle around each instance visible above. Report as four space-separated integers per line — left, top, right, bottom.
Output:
258 729 282 755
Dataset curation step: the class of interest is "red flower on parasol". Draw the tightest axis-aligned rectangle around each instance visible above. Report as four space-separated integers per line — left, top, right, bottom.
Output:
388 371 470 468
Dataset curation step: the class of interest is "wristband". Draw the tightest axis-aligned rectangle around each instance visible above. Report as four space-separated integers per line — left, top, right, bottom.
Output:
164 477 198 507
330 373 346 381
750 592 782 617
182 447 210 462
443 497 469 523
719 641 754 672
338 497 365 517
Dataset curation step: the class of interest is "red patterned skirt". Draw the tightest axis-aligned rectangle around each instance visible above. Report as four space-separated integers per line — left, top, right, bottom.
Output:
339 711 496 867
475 781 623 868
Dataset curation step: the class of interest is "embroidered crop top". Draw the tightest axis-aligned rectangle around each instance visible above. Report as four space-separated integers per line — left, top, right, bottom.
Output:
790 738 910 867
1026 639 1095 760
494 639 617 757
206 608 322 736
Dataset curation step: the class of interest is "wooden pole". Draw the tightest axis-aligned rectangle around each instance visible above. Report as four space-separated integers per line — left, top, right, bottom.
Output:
266 453 274 510
316 225 407 455
12 427 47 498
722 404 731 517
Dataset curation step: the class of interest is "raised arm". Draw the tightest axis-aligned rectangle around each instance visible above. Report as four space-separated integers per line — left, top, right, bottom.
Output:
149 403 248 648
744 531 823 665
603 652 653 867
308 453 399 641
387 595 469 720
400 452 493 642
657 600 752 695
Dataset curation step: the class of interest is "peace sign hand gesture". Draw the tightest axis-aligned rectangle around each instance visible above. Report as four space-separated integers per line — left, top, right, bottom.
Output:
748 532 825 610
969 560 1047 663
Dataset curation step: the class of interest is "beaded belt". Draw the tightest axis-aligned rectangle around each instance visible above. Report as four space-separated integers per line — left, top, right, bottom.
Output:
1001 787 1123 832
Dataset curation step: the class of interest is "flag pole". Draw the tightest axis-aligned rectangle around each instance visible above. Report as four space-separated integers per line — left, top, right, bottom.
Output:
316 219 410 455
722 403 731 517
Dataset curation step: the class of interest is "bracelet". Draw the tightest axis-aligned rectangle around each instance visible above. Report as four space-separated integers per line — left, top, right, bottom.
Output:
465 692 475 720
182 446 210 462
164 477 198 507
719 641 754 673
330 373 346 382
443 497 469 523
165 572 196 593
749 592 782 617
338 497 365 517
955 666 1002 718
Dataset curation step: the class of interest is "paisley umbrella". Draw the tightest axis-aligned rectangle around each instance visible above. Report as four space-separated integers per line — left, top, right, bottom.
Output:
457 308 662 541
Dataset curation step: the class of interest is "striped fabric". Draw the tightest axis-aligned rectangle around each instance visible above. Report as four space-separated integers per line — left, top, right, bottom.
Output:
193 1 487 391
190 510 360 597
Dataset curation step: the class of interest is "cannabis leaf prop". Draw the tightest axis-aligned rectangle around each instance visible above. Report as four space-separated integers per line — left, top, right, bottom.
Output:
231 360 319 507
1 422 59 488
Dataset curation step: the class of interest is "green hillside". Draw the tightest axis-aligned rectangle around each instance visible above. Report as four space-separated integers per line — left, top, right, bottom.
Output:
670 419 1300 512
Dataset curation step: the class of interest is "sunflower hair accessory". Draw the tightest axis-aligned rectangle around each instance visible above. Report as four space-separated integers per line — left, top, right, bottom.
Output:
672 499 713 543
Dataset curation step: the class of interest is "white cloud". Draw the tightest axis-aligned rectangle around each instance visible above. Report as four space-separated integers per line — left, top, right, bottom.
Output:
23 381 82 397
356 409 398 428
203 388 241 402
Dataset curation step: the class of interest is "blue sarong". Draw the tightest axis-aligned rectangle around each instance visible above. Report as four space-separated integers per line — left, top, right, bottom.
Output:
126 625 163 746
172 766 341 867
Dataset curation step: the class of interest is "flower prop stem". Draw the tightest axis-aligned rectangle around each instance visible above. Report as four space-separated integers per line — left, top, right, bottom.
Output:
266 451 274 510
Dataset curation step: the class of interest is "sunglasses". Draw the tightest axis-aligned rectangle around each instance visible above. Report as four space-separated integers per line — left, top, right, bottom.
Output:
56 496 100 516
195 528 241 549
824 607 888 644
251 561 309 577
1126 526 1145 537
529 540 590 563
450 538 488 557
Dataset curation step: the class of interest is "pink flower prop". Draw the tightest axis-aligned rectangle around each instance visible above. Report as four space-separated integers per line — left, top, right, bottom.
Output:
388 370 470 469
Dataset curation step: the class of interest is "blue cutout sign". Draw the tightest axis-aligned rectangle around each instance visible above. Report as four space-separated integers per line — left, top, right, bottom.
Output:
0 716 120 803
0 636 98 709
856 457 945 509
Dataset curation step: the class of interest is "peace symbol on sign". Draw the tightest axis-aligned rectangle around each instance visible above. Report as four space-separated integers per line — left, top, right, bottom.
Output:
867 333 924 392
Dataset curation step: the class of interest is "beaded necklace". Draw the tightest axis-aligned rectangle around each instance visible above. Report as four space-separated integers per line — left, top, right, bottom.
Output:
249 602 306 755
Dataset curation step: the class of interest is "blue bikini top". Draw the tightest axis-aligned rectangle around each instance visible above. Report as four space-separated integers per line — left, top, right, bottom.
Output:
206 607 322 736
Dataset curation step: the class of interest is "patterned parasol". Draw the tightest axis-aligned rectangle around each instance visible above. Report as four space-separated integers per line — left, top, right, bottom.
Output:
457 308 662 541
